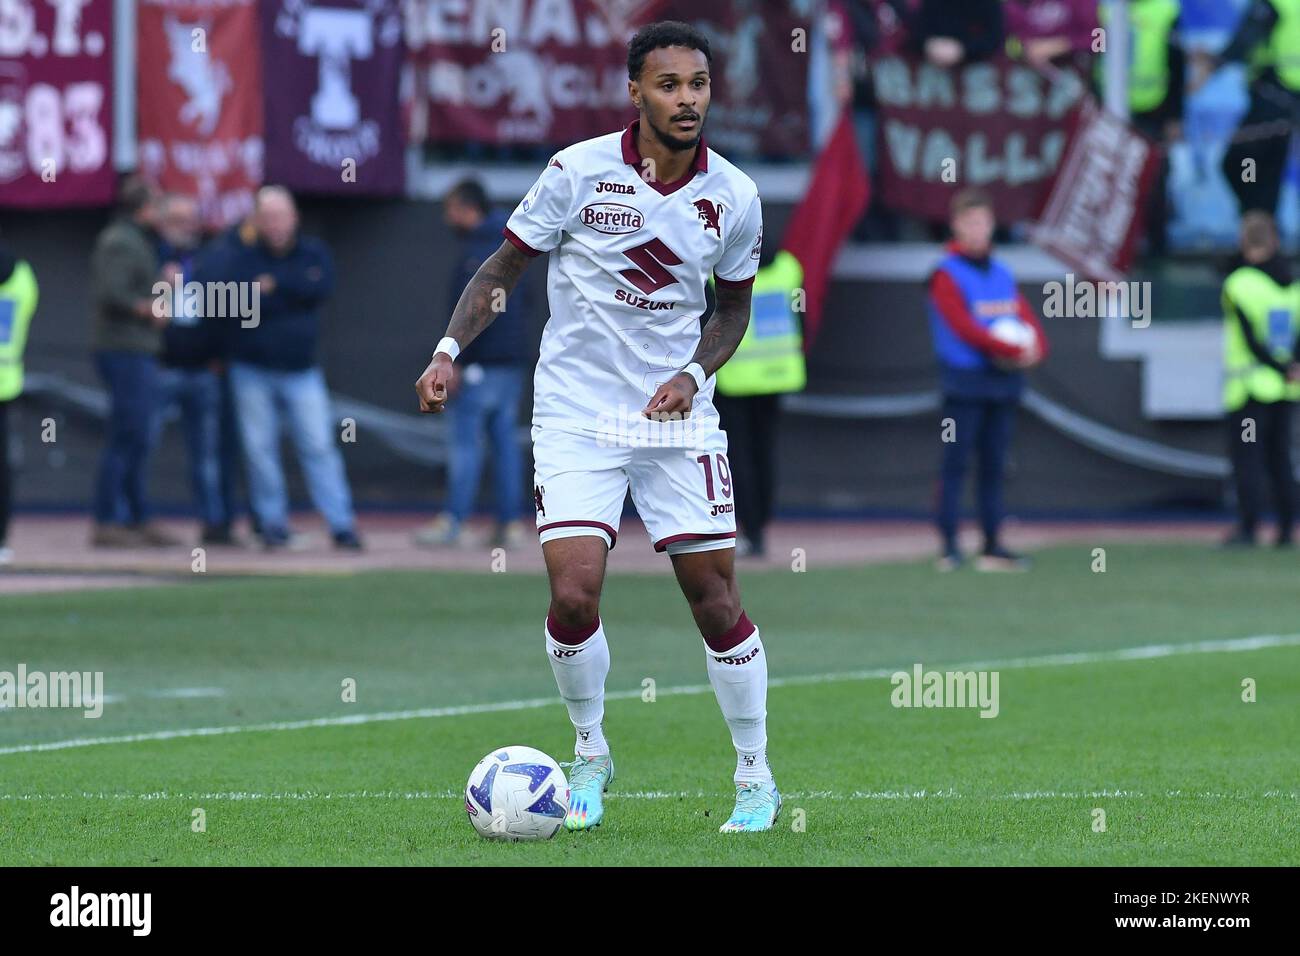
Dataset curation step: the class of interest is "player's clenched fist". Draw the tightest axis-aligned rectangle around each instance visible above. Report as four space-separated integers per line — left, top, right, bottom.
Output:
641 372 698 420
415 353 455 413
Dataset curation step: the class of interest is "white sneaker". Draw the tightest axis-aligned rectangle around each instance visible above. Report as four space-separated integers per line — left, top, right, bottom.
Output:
413 514 461 548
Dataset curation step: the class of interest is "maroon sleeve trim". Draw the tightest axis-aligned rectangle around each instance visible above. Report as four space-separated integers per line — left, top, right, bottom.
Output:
713 272 756 289
503 227 542 258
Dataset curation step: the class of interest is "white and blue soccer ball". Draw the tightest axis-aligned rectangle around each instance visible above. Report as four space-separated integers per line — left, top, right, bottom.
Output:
988 316 1036 349
465 746 569 841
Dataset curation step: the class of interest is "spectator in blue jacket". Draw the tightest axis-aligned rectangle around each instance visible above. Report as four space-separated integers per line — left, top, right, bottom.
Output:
414 179 532 550
215 186 360 550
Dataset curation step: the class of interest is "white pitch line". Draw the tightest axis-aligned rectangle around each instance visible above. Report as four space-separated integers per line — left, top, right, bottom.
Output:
1 632 1297 757
0 789 1295 802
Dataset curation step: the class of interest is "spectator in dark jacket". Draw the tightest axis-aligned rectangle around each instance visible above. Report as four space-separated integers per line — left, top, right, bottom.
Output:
89 176 180 548
414 179 531 549
154 193 231 544
914 0 1004 65
209 186 360 550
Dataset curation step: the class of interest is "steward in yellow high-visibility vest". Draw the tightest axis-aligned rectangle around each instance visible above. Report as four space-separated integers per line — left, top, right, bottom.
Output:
1098 0 1185 255
0 253 38 403
0 246 39 559
1220 211 1298 546
715 250 806 398
710 249 806 557
1211 0 1300 214
1098 0 1184 115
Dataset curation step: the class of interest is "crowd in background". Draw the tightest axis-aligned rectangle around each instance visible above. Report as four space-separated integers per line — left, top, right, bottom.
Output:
86 178 362 552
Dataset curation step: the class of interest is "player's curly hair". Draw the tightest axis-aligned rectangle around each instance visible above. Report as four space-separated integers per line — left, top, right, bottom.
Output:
627 21 712 82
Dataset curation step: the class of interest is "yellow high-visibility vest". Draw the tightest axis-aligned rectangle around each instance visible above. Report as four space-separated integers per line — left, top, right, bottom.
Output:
0 259 39 401
1222 265 1300 409
715 251 807 397
1098 0 1181 113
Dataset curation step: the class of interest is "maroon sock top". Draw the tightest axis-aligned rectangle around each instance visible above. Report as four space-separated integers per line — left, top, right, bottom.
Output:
704 610 756 653
546 612 600 645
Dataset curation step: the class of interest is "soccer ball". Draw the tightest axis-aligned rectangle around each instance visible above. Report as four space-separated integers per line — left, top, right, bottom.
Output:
988 316 1035 350
465 746 570 841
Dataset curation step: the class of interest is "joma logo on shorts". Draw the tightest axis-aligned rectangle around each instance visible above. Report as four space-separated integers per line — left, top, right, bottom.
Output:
713 646 760 666
709 502 734 516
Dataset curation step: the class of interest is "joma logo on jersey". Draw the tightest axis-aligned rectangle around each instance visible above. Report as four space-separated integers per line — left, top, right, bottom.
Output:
580 202 643 235
596 181 635 195
693 198 724 237
614 289 675 311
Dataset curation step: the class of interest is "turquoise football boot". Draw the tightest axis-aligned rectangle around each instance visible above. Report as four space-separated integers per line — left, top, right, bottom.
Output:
561 753 614 831
719 780 782 833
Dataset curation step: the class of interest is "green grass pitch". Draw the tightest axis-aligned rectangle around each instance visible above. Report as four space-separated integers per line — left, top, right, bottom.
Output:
1 543 1297 865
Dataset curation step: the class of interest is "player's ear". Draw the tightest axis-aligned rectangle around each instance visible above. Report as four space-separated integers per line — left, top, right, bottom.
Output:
628 79 640 111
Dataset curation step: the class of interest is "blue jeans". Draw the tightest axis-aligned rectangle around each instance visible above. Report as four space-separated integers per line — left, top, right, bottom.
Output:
154 366 227 528
447 364 525 526
228 362 356 535
937 396 1017 550
94 351 160 525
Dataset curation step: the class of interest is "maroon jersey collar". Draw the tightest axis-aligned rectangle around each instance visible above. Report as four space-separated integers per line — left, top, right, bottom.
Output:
620 120 708 196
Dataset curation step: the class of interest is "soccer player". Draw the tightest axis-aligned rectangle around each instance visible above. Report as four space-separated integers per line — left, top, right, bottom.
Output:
415 21 777 833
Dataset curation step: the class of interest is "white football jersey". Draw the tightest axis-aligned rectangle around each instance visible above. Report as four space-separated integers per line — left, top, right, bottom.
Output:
504 121 763 435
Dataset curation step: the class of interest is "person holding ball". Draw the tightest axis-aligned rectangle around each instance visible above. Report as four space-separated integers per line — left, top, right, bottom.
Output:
927 188 1049 572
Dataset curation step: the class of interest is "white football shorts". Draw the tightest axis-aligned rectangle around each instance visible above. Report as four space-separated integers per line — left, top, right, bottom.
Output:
531 422 737 555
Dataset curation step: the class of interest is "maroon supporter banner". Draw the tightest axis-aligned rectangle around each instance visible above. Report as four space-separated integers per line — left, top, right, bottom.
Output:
402 0 808 155
872 55 1087 223
1031 98 1160 281
0 0 115 208
403 0 651 145
655 1 809 156
137 0 264 229
261 0 405 195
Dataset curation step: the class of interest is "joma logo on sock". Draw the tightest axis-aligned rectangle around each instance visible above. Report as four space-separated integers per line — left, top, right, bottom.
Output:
890 664 1000 718
713 646 760 665
50 886 151 936
551 647 582 659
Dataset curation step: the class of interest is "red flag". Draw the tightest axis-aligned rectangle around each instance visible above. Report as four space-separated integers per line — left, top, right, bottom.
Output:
781 111 870 351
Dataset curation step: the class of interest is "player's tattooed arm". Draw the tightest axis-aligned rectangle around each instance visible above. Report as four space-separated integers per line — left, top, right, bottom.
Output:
416 240 532 414
642 281 753 419
691 282 754 377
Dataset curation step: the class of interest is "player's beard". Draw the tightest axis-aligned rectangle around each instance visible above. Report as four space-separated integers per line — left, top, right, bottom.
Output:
647 110 705 152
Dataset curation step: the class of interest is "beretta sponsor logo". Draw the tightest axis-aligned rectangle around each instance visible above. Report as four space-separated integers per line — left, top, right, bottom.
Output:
579 202 643 235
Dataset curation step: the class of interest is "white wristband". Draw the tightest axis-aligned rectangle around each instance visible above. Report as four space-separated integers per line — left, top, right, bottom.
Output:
682 362 706 391
434 336 460 362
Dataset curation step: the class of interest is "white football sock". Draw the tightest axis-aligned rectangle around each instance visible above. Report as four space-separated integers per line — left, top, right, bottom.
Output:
704 623 771 786
546 618 610 758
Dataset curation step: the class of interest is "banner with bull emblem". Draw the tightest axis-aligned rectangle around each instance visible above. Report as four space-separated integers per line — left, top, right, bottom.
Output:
261 0 405 195
137 0 265 229
0 0 115 208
